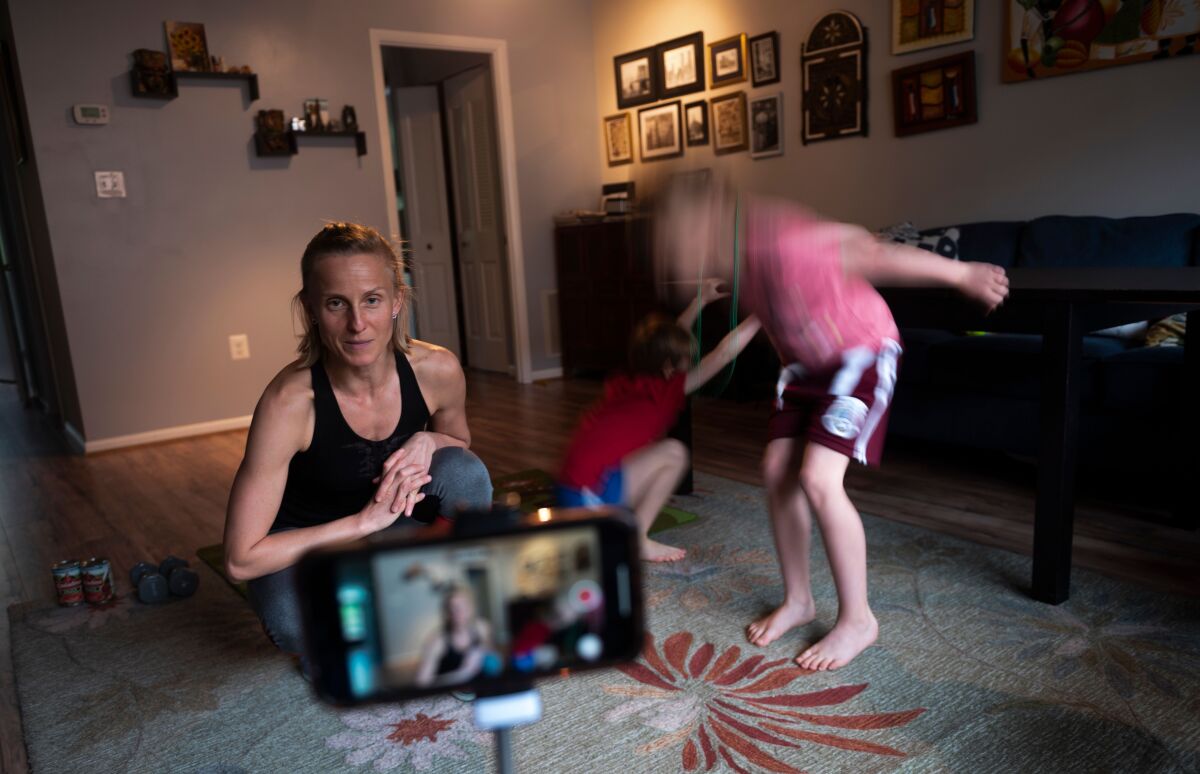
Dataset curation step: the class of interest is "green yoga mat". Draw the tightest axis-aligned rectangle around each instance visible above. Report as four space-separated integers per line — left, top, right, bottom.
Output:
199 469 700 598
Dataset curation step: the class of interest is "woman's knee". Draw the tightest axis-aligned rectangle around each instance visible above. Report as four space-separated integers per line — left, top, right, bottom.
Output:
247 569 304 655
427 447 493 513
798 462 845 511
657 438 689 470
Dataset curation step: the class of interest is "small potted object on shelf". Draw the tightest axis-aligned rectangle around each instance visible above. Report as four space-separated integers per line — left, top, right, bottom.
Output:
342 105 357 132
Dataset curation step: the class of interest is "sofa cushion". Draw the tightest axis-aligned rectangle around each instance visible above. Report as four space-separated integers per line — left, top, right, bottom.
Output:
881 224 961 259
956 221 1023 268
921 333 1127 404
1099 345 1184 412
1018 214 1200 269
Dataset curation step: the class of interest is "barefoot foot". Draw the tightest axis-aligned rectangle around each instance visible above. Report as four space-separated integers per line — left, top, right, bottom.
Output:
795 614 878 671
642 539 686 563
746 599 815 647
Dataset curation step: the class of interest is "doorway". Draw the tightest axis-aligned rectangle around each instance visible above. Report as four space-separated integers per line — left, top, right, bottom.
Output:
373 34 525 377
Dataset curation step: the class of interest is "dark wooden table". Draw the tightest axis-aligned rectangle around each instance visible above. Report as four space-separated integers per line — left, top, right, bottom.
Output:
881 268 1200 604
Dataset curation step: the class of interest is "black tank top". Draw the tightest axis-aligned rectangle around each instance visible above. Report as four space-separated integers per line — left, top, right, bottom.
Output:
273 349 431 530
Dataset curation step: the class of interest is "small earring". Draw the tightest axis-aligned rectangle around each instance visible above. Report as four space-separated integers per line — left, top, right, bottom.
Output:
392 313 398 321
310 317 317 325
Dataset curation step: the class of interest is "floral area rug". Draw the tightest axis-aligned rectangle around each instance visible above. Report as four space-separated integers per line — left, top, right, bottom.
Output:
10 472 1200 772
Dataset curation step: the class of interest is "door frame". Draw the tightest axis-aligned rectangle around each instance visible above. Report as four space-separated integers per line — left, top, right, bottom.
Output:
369 29 530 382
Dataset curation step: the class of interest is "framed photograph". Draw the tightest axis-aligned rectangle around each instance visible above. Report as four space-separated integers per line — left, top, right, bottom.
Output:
749 93 783 158
749 31 781 86
614 46 658 109
709 91 747 155
637 100 683 162
1003 0 1200 83
708 34 747 89
164 21 211 72
655 32 705 100
892 0 975 55
684 100 708 146
892 51 976 137
603 112 634 166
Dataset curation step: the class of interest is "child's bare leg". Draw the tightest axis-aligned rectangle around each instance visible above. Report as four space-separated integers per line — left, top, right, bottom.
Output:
621 439 689 562
795 443 877 671
748 438 817 646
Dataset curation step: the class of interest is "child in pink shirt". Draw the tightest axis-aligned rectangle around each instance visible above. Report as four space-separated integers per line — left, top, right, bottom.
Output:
660 185 1008 670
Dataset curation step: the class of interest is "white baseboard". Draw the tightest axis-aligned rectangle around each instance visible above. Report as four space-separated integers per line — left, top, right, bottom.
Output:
77 415 253 454
528 367 562 382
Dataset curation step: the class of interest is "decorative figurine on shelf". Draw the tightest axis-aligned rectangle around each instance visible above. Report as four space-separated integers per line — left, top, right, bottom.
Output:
290 116 305 132
328 118 341 132
303 99 322 132
211 55 225 72
342 105 357 132
130 48 175 98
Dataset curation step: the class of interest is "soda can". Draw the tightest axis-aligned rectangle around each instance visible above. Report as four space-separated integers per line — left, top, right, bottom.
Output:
80 557 114 605
52 559 84 606
821 396 869 440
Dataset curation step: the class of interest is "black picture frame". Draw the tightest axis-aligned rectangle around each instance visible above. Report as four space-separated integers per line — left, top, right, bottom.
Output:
637 100 684 162
708 34 747 89
749 31 781 87
655 32 705 100
614 46 659 109
684 99 708 146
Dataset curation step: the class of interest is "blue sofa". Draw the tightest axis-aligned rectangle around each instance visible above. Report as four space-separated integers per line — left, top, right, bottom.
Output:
888 214 1198 469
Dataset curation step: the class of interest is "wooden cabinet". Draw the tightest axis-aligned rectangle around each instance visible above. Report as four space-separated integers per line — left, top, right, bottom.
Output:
555 218 660 375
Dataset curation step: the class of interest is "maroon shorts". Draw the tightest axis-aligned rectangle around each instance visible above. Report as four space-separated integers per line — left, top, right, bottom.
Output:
766 341 902 467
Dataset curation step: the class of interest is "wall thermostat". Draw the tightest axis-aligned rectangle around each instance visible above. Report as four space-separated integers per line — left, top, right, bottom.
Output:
72 104 109 125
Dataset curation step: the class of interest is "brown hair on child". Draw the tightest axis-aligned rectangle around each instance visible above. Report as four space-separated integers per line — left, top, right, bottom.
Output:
628 313 695 375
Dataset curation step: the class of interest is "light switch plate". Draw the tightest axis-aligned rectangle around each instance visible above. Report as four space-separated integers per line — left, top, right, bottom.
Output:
94 171 125 198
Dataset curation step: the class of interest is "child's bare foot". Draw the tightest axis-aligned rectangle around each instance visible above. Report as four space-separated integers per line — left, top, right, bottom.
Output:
642 539 686 562
795 613 877 671
746 598 815 647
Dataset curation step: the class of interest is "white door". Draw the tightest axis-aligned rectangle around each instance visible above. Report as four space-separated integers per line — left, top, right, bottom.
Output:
393 86 461 358
443 67 512 373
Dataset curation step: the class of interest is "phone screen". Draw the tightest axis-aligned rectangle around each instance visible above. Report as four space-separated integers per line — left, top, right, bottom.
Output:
304 517 639 702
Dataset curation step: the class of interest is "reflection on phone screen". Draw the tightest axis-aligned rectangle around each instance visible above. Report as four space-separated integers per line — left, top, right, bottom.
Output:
334 527 608 698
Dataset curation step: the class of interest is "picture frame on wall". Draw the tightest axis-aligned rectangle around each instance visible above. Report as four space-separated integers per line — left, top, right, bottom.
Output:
614 46 659 109
892 0 975 55
709 91 747 155
1003 0 1200 82
748 31 781 86
684 100 708 146
638 100 683 161
708 34 747 89
749 93 783 158
891 51 977 137
656 32 705 99
164 21 211 72
603 112 634 166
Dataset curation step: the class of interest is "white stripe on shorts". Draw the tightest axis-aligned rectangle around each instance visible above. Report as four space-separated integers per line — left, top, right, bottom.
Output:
852 339 902 464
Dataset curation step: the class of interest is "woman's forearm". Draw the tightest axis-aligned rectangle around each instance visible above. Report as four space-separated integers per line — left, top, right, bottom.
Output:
226 513 368 581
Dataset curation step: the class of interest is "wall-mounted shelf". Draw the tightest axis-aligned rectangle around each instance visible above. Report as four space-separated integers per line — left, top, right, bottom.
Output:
254 129 367 158
129 69 259 102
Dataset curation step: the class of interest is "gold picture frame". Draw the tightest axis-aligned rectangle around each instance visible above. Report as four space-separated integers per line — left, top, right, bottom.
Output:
708 34 748 89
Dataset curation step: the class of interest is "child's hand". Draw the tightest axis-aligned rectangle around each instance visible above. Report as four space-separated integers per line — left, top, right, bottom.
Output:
958 262 1009 313
699 278 730 305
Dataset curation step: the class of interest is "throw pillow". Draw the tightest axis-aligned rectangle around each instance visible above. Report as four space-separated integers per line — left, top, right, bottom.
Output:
881 224 962 260
1145 313 1186 347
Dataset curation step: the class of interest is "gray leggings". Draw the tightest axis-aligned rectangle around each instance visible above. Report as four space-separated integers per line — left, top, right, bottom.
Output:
246 446 493 655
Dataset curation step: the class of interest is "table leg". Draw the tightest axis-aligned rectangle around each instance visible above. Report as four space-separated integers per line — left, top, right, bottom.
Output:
1033 302 1081 604
668 397 694 495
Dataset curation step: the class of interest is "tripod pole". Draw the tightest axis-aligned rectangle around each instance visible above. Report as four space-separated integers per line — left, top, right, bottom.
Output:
494 727 515 774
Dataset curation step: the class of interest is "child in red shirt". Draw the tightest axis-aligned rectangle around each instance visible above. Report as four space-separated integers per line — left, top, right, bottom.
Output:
557 280 761 562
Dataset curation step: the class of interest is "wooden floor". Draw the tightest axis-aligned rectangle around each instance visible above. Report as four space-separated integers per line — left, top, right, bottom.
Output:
1 373 1197 773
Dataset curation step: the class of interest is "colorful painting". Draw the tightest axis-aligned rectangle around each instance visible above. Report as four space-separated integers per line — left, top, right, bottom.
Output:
891 51 977 136
164 21 211 72
893 0 976 54
1005 0 1200 82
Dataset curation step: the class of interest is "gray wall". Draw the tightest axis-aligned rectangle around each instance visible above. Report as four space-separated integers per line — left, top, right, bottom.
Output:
593 1 1200 228
8 0 598 443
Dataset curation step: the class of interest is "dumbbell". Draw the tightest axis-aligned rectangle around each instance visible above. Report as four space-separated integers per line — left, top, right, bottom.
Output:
130 555 199 603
